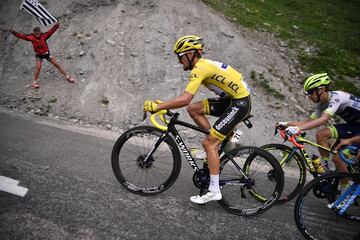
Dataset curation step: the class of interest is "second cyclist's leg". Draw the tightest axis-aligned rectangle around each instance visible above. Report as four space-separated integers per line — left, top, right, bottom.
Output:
317 127 348 191
331 123 360 194
316 127 333 170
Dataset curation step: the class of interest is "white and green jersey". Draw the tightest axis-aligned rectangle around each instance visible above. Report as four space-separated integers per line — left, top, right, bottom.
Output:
310 91 360 123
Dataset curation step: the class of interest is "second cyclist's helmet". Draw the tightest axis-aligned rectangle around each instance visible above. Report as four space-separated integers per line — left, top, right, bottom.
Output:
303 73 331 92
173 35 204 54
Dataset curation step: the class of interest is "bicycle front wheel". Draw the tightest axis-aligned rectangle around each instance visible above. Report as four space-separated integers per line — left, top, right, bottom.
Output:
111 126 181 195
218 146 284 216
261 143 306 204
294 172 360 240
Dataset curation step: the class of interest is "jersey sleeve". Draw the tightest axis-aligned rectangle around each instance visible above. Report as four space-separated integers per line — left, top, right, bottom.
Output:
185 62 210 95
309 112 318 120
44 22 60 39
324 94 341 116
10 31 33 41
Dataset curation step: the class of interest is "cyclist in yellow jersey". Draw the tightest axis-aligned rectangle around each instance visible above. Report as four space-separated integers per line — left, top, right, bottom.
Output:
143 35 251 204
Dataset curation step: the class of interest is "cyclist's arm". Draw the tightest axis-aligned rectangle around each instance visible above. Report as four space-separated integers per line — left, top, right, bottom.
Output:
297 112 330 131
44 22 60 39
287 111 319 126
287 120 311 126
339 136 360 160
10 29 32 41
337 136 360 148
157 91 194 110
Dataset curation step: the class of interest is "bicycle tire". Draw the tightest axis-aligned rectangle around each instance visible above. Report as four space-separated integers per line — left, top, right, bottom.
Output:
111 126 181 195
261 143 306 204
294 172 360 240
217 146 284 216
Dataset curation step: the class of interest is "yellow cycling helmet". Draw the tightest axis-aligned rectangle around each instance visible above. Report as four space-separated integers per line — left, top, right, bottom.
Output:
303 73 331 92
173 35 204 54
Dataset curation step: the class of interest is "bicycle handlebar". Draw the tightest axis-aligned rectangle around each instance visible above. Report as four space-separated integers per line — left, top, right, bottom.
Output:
277 128 305 148
147 110 169 131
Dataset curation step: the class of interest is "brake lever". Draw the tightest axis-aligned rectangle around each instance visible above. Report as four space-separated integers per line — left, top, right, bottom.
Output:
274 127 279 136
284 133 289 142
142 111 147 121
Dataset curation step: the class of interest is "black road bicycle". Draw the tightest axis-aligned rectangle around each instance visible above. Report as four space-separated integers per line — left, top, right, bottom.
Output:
111 110 284 216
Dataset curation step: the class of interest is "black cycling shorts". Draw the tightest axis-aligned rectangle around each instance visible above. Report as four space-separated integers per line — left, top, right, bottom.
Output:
202 95 251 141
35 51 52 61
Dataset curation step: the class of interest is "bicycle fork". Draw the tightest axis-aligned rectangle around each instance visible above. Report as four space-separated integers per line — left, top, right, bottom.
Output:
143 133 168 165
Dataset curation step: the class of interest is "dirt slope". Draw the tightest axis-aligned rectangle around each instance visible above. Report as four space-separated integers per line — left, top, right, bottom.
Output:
0 0 310 145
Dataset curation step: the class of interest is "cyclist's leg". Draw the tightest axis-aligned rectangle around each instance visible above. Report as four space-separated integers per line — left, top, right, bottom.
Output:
190 96 251 204
186 101 211 130
187 98 232 130
207 97 251 191
203 134 222 190
315 127 332 168
34 58 43 82
331 123 360 191
49 57 67 77
332 123 360 171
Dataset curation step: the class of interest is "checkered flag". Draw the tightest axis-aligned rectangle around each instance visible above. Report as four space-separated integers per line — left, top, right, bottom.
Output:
20 0 58 26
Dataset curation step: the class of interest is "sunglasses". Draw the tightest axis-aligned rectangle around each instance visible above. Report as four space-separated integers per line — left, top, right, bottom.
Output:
305 88 318 96
176 51 194 61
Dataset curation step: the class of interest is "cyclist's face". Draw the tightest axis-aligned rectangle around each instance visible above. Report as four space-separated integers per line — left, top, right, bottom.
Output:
306 87 327 103
177 52 193 71
33 29 41 37
306 90 318 103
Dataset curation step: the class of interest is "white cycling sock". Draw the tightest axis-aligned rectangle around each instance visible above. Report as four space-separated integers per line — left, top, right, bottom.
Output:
208 174 220 193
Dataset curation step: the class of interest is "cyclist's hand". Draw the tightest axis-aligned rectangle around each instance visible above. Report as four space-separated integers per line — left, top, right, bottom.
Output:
276 122 288 130
143 100 158 113
336 139 352 149
285 126 300 136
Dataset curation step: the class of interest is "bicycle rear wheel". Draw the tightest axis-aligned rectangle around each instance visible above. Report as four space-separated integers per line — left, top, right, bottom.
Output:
261 143 306 204
218 146 284 216
294 172 360 240
111 126 181 195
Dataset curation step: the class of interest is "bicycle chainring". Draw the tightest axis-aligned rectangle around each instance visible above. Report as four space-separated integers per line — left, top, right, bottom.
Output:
192 169 210 189
312 178 338 200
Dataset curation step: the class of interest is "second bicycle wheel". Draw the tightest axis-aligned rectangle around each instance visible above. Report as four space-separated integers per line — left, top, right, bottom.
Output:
218 146 284 216
294 172 360 240
261 143 306 204
111 126 181 195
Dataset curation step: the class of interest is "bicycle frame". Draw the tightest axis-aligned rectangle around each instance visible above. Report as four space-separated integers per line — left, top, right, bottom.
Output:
143 111 250 187
333 182 360 215
143 112 206 170
278 130 337 175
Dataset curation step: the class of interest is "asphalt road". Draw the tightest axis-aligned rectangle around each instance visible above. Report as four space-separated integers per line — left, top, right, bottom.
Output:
0 108 303 239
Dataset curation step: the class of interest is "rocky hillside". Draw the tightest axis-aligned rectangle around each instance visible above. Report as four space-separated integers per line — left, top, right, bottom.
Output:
0 0 311 146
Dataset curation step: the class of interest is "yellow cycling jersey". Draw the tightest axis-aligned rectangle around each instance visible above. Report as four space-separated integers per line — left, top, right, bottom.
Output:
185 58 250 99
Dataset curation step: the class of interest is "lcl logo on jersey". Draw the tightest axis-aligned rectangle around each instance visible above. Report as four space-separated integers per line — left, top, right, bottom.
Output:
211 74 226 83
211 74 240 93
190 73 198 79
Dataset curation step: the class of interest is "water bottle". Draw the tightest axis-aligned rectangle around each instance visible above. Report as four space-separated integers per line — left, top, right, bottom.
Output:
190 147 207 163
311 154 325 174
224 129 243 153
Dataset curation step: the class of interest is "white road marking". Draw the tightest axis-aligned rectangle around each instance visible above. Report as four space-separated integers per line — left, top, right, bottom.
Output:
0 176 29 197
